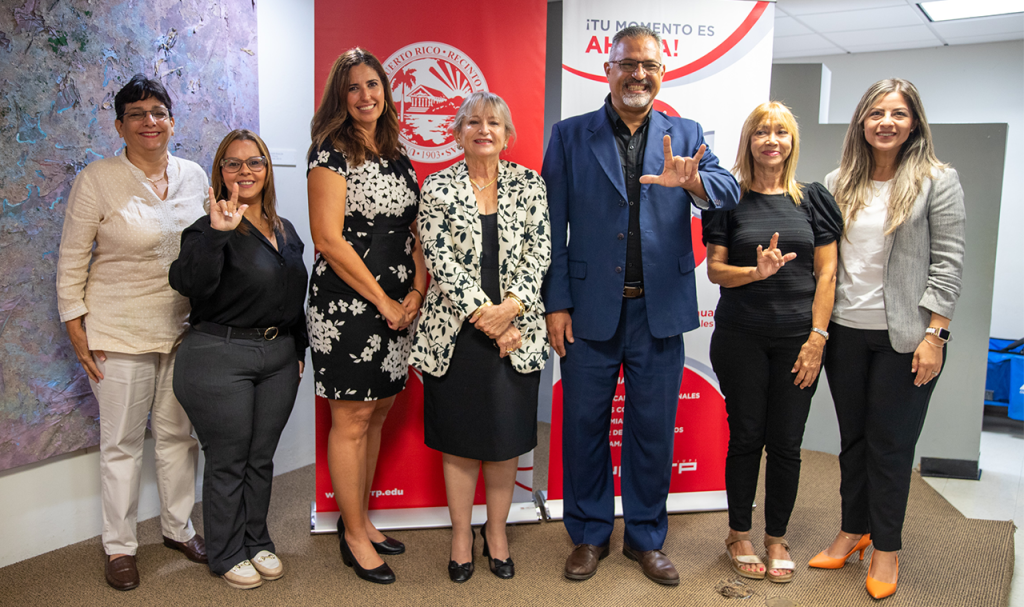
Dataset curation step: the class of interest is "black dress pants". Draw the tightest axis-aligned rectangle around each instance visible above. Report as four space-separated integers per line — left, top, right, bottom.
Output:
824 322 943 552
173 329 300 575
710 327 817 537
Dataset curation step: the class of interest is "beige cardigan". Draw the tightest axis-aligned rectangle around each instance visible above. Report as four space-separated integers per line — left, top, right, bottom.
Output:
56 152 208 354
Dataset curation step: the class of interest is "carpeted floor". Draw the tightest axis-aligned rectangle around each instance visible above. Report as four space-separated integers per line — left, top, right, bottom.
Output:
0 423 1014 606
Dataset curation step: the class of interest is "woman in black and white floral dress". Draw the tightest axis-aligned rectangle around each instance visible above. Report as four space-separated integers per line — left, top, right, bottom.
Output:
306 48 426 585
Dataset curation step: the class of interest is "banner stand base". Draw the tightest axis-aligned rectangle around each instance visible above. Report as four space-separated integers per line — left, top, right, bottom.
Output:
539 490 728 522
311 499 542 534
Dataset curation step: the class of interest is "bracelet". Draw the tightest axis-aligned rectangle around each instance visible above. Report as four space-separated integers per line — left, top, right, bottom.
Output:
504 292 526 318
470 300 493 321
923 336 944 349
408 287 424 302
811 327 829 341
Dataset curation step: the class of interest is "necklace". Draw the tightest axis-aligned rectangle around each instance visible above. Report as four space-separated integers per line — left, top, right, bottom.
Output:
144 170 167 186
471 176 498 192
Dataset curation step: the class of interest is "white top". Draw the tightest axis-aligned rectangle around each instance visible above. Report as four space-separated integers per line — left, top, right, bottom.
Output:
56 151 208 354
832 180 889 330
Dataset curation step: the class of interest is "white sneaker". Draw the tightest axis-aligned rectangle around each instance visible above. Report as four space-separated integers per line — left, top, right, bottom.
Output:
223 559 263 589
251 550 284 580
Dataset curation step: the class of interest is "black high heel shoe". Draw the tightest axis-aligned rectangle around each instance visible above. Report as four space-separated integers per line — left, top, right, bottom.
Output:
339 533 396 584
447 528 476 583
482 521 515 579
372 536 406 555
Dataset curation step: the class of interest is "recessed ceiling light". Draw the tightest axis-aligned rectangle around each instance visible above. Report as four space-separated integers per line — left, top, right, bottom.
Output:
919 0 1024 21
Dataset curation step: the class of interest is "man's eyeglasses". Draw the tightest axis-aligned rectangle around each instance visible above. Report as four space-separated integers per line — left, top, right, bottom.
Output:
220 156 268 173
609 60 662 74
120 108 171 122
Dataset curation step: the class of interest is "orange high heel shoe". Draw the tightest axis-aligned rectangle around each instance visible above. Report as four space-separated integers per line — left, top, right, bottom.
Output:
866 552 898 599
808 533 871 569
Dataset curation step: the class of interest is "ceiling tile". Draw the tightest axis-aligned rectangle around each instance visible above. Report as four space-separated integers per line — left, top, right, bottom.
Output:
841 39 946 53
930 13 1024 38
773 33 846 54
775 15 814 37
776 0 907 16
773 47 848 59
826 24 941 46
943 31 1024 45
797 5 925 33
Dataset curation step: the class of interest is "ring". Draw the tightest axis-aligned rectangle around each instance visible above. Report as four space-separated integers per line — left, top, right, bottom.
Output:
931 371 938 376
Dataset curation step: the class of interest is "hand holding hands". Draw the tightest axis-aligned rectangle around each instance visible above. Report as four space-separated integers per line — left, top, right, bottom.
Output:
378 297 414 331
401 290 423 324
496 325 522 358
755 233 797 280
209 184 248 232
640 136 705 193
470 300 518 339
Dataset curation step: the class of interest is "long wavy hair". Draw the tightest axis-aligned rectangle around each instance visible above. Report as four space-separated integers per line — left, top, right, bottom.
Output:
309 48 402 165
733 101 804 204
211 129 283 240
833 78 946 235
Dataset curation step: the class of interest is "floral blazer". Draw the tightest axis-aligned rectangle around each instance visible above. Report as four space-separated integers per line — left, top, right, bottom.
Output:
411 160 551 376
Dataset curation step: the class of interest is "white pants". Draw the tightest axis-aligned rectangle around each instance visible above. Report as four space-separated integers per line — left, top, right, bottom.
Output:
91 349 199 556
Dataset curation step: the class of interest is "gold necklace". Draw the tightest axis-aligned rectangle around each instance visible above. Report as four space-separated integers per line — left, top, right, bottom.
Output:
145 172 167 186
471 176 498 192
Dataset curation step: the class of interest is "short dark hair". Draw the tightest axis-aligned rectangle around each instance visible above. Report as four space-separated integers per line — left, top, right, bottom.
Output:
114 74 173 120
612 26 661 46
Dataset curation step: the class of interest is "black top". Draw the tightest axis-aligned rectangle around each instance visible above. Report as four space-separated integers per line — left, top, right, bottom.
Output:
604 94 649 284
169 215 309 359
701 182 843 337
479 212 500 302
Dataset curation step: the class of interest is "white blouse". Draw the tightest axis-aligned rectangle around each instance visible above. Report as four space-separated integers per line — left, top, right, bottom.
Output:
833 180 889 330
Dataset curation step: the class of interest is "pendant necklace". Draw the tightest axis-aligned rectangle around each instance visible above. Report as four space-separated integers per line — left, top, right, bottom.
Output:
471 176 498 192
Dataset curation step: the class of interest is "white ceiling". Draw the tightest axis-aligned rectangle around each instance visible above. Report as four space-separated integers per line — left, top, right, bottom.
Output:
774 0 1024 58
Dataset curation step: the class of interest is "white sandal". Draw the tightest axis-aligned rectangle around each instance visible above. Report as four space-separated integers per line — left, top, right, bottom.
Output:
726 531 766 580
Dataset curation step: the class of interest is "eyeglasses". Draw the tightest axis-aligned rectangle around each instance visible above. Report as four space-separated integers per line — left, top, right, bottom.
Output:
120 108 171 122
220 156 268 173
609 60 662 74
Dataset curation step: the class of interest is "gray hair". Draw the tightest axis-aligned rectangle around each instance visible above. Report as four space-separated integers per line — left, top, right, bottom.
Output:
451 91 517 149
612 25 661 46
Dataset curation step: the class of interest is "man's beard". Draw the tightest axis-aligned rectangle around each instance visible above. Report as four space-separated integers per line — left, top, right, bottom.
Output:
621 80 652 108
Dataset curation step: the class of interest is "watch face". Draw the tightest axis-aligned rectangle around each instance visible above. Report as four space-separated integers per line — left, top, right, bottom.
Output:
929 327 951 340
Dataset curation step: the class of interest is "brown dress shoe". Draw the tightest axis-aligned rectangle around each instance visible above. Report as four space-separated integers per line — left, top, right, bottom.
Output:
105 555 140 591
163 534 208 564
622 543 680 586
564 543 610 580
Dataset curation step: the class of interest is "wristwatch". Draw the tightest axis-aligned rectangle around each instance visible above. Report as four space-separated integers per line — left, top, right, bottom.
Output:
925 326 951 342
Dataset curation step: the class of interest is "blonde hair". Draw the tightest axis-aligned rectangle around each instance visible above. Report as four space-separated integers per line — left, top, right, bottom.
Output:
211 129 283 240
733 102 804 204
451 91 517 150
833 78 946 235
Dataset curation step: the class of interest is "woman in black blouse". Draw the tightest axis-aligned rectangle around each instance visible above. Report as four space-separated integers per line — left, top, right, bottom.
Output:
702 102 841 584
169 129 308 590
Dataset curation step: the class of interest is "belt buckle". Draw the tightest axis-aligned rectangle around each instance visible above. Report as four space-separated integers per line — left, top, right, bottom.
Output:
263 327 279 341
623 285 644 298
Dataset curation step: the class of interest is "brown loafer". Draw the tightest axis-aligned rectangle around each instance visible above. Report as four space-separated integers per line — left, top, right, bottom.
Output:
622 543 680 586
564 543 610 580
105 555 140 591
163 534 208 564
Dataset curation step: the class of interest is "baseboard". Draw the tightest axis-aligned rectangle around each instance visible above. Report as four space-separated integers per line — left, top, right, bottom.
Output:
919 457 981 480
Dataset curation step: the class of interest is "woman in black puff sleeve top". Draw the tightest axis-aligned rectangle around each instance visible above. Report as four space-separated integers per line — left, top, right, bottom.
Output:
169 130 308 590
702 103 842 584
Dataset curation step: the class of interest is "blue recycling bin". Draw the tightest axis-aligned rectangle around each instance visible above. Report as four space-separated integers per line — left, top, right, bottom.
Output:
985 338 1023 421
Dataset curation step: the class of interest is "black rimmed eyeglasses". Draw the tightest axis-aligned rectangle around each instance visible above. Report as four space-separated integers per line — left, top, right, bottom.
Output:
608 60 662 74
220 156 268 173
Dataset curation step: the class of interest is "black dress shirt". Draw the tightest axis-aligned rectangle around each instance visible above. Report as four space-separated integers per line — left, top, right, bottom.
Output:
604 95 650 284
169 215 309 360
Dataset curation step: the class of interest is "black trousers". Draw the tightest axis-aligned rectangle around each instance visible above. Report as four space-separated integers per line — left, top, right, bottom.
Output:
824 322 943 552
172 329 300 575
710 327 817 537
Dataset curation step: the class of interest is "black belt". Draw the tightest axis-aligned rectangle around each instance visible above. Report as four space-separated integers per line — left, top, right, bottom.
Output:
192 321 291 341
623 282 644 298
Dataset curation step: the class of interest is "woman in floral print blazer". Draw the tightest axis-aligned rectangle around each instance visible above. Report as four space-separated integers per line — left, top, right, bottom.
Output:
410 92 550 583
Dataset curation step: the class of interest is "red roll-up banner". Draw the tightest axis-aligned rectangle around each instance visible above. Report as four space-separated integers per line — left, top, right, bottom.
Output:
311 0 548 532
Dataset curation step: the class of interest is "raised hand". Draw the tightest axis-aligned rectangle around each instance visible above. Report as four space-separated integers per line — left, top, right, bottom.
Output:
755 232 797 280
209 184 248 232
640 136 706 192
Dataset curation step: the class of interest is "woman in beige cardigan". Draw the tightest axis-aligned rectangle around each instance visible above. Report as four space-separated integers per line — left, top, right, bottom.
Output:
809 78 965 600
56 74 208 591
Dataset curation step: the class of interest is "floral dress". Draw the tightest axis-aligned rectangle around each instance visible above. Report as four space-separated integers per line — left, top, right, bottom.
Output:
305 142 419 401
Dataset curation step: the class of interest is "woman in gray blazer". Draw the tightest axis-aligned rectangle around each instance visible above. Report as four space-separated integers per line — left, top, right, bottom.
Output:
809 78 965 600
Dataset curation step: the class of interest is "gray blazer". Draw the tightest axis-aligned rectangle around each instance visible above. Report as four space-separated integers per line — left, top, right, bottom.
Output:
826 167 966 353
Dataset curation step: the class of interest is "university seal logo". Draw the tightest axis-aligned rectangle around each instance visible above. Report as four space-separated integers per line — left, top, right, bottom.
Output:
383 42 488 163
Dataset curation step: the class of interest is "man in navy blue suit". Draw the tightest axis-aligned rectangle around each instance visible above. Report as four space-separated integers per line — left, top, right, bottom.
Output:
541 26 740 585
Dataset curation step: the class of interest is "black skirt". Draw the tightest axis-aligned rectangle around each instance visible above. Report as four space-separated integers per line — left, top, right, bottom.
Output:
422 213 539 461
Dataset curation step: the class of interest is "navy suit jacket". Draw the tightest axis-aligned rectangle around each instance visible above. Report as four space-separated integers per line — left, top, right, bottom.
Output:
541 106 740 341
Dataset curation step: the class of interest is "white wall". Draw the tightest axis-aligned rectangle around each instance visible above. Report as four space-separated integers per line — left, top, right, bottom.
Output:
777 41 1024 339
0 0 317 569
